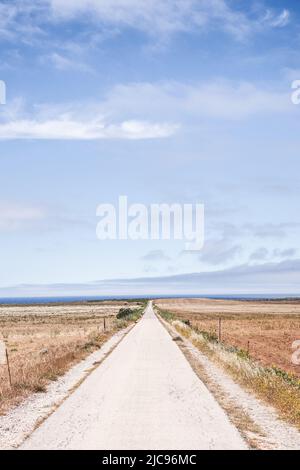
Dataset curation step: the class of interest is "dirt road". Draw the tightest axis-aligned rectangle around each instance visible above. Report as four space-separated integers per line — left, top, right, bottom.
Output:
21 302 247 450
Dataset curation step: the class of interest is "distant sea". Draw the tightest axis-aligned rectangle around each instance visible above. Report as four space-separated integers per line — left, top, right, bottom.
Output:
0 294 299 305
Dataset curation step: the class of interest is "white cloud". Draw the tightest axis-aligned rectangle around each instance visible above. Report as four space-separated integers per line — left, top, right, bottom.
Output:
2 260 300 296
0 1 46 41
265 9 290 28
0 1 291 46
273 248 297 258
103 80 291 121
49 0 252 39
141 250 170 262
49 1 291 39
0 90 178 140
0 202 45 231
0 77 292 140
249 247 297 262
198 238 242 265
46 52 92 72
0 116 177 140
0 201 95 233
249 247 269 261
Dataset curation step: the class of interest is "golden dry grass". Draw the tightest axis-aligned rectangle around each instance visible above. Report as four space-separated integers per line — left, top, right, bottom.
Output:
156 297 300 316
171 320 300 429
0 300 143 414
155 298 300 429
156 298 300 378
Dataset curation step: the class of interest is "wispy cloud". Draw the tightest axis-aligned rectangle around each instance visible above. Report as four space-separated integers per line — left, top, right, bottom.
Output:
0 76 292 140
249 247 269 261
1 259 300 296
49 0 290 40
45 52 92 72
49 0 250 39
0 93 178 140
0 200 97 235
0 1 291 47
0 1 46 41
0 116 176 140
102 80 292 121
263 9 290 28
273 248 297 258
249 247 297 262
244 222 300 239
141 250 170 262
0 201 46 231
198 238 242 265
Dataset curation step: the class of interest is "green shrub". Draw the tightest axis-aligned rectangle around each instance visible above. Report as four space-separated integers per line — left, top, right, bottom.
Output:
117 308 134 319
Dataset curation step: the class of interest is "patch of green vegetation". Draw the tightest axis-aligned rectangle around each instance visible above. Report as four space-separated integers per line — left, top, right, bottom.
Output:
116 305 145 323
125 298 148 306
156 308 176 322
116 308 134 319
269 366 300 389
198 330 218 343
236 348 250 360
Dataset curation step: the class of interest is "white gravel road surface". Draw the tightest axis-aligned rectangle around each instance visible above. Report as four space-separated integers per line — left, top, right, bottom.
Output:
21 302 247 450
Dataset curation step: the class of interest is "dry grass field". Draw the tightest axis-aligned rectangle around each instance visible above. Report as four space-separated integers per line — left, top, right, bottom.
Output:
155 298 300 377
0 300 143 414
155 297 300 428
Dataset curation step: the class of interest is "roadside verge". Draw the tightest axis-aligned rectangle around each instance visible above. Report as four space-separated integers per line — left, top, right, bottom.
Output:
0 322 135 449
155 308 300 450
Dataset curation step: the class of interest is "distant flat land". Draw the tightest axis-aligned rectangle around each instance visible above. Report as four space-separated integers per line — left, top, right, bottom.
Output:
0 300 136 317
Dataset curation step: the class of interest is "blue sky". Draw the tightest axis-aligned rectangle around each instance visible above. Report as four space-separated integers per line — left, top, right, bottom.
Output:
0 0 300 296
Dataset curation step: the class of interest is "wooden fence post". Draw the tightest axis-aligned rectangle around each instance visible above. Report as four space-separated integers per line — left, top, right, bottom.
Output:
103 317 106 332
5 349 12 388
218 318 222 342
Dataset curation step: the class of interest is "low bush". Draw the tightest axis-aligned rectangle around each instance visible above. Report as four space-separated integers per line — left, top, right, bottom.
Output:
117 308 134 319
116 306 145 322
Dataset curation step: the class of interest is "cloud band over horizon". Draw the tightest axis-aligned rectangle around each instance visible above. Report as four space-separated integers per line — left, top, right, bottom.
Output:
1 259 299 298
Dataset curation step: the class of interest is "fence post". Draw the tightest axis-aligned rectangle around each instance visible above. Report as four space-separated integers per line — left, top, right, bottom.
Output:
5 349 12 388
218 318 222 342
103 317 106 332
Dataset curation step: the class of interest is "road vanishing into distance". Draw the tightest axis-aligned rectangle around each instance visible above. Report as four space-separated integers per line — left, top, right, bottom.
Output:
21 302 246 450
